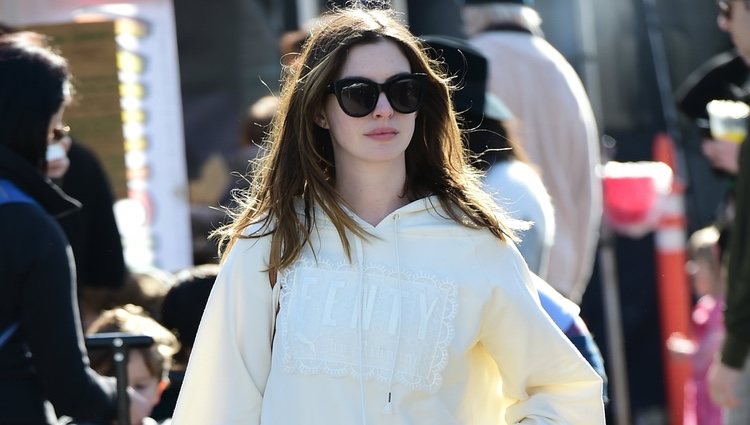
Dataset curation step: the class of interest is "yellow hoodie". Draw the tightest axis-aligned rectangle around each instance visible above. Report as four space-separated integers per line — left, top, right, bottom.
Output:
172 197 604 425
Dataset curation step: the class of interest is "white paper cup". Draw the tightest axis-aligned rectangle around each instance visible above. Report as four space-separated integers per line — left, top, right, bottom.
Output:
707 100 749 144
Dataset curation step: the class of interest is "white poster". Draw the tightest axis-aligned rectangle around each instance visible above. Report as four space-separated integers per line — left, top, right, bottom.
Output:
0 0 192 272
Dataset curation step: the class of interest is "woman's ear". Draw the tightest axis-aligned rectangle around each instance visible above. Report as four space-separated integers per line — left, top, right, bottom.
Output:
315 112 330 129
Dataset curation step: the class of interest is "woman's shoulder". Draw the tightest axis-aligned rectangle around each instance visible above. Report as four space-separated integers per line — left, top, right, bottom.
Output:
238 215 275 238
220 217 275 266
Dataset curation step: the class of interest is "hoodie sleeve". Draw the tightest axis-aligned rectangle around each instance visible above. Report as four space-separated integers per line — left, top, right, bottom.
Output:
171 230 275 425
480 244 604 425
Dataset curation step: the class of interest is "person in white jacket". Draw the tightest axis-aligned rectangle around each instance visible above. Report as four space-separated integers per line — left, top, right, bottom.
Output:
171 5 604 425
463 0 602 304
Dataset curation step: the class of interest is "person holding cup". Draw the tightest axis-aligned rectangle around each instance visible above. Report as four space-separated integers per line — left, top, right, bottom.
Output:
706 1 750 424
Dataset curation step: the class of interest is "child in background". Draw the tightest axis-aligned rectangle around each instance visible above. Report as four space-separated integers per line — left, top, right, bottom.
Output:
85 305 179 425
151 264 218 421
667 226 725 425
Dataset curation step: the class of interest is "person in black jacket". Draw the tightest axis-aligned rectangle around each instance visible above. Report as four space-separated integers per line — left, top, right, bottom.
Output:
58 139 128 329
0 31 149 425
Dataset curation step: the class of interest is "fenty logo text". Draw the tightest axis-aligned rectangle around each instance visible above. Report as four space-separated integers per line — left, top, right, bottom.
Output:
278 259 457 393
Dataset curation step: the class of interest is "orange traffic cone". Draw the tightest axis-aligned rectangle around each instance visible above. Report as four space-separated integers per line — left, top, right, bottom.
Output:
652 132 692 425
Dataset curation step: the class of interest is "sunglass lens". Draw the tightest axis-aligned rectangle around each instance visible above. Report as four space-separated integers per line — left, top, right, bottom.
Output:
52 126 69 142
387 76 424 114
339 81 379 117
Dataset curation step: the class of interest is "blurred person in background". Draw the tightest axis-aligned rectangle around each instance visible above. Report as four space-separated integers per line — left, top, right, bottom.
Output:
419 35 554 278
707 1 750 423
64 305 179 425
151 264 218 421
0 31 149 425
1 20 128 333
190 95 278 265
667 226 725 425
463 0 602 304
57 138 128 328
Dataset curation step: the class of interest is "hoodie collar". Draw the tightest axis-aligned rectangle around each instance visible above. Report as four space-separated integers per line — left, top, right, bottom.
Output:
0 144 81 218
303 195 440 230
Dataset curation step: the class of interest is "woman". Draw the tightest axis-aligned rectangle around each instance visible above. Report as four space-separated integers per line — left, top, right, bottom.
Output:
0 32 149 424
172 6 604 424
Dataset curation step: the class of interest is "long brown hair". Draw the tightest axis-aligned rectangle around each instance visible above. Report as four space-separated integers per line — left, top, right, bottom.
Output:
214 6 515 273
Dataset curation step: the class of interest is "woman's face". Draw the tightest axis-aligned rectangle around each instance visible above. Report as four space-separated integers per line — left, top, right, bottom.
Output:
45 106 70 178
319 39 417 173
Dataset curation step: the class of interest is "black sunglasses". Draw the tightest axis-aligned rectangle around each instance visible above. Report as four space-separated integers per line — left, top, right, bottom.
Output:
52 125 70 142
327 73 428 118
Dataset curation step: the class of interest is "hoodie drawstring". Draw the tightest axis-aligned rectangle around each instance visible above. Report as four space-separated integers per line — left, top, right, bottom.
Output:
383 213 402 415
355 237 367 425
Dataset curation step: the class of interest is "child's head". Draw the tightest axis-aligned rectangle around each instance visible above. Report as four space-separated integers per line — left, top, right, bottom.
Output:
160 264 218 368
686 225 723 297
87 304 180 410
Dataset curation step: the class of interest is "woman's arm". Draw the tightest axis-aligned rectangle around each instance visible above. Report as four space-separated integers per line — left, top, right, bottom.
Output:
171 230 276 425
480 244 604 424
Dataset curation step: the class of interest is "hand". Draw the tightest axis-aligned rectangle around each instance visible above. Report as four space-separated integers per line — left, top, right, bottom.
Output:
128 386 152 425
708 358 742 408
701 138 741 175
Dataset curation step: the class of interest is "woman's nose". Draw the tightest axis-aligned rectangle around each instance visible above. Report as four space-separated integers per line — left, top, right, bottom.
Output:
372 92 394 118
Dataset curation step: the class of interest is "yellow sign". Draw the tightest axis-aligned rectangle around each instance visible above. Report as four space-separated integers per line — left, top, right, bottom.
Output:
26 21 127 198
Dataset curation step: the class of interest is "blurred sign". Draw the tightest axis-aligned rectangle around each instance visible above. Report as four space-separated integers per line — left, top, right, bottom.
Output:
2 0 192 272
26 21 127 198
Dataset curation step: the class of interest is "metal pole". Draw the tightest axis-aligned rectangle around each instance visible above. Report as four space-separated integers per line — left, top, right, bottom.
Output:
86 333 155 425
113 339 130 425
599 223 632 425
598 135 632 425
641 0 684 157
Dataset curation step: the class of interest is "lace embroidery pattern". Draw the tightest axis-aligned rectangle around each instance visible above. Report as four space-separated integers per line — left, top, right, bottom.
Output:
278 257 457 393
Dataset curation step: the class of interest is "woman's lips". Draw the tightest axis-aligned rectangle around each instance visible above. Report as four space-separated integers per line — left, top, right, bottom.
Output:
365 128 398 140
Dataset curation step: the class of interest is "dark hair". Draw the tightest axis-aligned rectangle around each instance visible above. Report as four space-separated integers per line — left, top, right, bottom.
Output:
87 304 179 380
160 264 218 365
0 32 71 171
466 119 523 169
